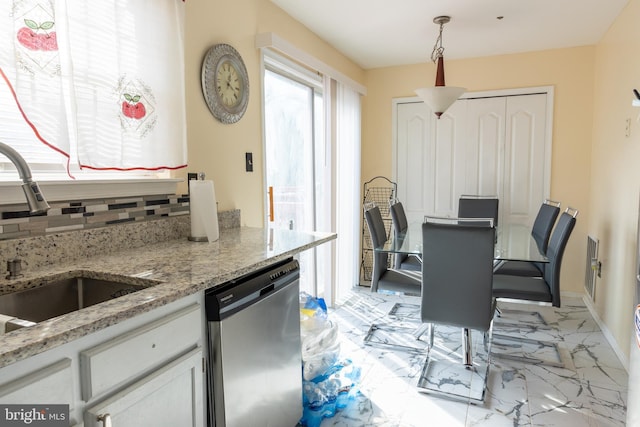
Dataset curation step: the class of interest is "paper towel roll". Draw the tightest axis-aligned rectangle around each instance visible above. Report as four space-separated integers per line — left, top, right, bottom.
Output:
189 180 219 242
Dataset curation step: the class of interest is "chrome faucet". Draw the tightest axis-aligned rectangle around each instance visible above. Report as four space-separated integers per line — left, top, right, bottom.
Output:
0 141 50 214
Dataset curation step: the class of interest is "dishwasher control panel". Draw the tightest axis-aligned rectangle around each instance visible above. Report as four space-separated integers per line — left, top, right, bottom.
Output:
205 257 299 321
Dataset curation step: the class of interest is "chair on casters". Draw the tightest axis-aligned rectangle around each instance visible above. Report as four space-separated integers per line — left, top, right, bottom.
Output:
417 216 496 403
389 199 422 271
362 204 422 351
494 199 561 277
491 207 578 366
458 195 499 227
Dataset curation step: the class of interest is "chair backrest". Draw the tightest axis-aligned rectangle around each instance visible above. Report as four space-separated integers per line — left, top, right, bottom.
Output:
389 200 409 269
458 195 499 227
389 200 409 235
364 205 390 291
531 199 561 253
544 208 578 307
420 217 496 331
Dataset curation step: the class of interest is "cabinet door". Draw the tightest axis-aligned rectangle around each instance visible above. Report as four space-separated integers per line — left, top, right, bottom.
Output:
84 348 204 427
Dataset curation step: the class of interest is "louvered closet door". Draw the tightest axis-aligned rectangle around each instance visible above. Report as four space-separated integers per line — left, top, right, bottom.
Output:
395 93 548 227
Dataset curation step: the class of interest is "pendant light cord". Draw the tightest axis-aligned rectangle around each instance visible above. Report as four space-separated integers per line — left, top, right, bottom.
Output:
430 21 446 63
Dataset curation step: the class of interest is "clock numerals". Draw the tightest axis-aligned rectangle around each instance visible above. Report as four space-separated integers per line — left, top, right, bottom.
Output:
217 62 241 107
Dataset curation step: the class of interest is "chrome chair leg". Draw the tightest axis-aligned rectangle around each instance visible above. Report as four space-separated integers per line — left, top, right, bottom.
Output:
462 328 473 367
412 323 430 340
429 323 434 348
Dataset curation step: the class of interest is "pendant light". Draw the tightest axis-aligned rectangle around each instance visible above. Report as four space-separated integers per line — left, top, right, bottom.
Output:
415 16 466 119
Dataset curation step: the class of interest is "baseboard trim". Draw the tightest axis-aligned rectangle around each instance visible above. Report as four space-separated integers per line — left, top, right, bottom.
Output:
568 291 630 372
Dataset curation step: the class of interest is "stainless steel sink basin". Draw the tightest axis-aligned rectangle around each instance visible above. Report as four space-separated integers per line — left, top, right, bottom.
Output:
0 275 158 331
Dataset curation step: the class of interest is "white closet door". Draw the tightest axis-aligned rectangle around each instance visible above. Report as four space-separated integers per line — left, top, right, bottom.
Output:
395 92 549 227
396 101 431 224
464 97 506 198
502 93 548 226
396 100 466 223
433 100 467 218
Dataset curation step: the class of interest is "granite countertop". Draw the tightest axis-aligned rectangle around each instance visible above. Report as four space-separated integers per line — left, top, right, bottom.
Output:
0 226 336 369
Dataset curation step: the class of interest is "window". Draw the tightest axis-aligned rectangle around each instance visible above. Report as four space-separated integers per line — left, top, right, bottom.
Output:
0 0 187 183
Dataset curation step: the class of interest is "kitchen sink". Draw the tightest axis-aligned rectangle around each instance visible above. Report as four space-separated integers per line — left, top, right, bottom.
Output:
0 275 158 331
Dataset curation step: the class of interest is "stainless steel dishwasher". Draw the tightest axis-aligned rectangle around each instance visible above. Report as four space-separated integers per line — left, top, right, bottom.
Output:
205 257 302 427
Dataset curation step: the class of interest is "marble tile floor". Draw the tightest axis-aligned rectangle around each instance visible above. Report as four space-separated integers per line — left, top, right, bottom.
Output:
316 287 628 427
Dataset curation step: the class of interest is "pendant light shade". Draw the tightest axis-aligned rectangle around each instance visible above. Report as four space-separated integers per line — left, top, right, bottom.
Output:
415 16 466 118
415 86 466 118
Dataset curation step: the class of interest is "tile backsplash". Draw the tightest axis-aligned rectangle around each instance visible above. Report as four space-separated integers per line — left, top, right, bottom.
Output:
0 194 240 270
0 194 193 240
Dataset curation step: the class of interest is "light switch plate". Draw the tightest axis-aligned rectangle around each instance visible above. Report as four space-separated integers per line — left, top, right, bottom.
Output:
245 152 253 172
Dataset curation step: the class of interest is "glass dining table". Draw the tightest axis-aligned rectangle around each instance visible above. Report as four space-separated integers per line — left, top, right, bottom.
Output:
377 221 548 269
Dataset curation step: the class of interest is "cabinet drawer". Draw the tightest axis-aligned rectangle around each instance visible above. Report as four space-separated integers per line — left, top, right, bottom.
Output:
80 303 201 400
0 358 73 407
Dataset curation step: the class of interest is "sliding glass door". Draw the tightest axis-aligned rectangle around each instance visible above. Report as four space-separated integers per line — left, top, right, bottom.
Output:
263 59 329 296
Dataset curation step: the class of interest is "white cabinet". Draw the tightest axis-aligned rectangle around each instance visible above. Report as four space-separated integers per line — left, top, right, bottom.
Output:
0 358 74 407
0 295 206 427
81 304 204 427
84 348 203 427
79 304 202 401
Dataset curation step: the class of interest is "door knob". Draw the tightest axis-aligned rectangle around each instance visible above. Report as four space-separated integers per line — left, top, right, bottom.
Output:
97 413 112 427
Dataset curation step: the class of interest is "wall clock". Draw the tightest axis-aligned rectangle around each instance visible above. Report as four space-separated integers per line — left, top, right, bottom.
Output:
201 43 249 124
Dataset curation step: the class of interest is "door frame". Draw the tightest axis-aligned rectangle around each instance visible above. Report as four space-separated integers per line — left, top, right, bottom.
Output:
392 85 555 205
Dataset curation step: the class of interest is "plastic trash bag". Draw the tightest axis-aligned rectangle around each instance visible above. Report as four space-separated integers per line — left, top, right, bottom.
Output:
300 358 361 427
298 292 361 427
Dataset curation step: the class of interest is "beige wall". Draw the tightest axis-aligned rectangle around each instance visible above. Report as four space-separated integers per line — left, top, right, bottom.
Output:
362 47 595 307
182 0 639 362
590 0 640 359
182 0 364 227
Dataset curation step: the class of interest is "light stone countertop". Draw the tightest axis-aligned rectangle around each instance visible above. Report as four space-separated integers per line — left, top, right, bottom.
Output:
0 226 336 369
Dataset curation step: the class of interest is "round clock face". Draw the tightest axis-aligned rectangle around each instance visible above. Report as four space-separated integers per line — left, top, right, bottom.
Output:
216 60 243 108
201 44 249 124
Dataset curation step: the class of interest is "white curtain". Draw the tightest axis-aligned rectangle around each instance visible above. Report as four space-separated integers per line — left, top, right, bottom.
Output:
335 81 362 301
0 0 70 166
0 0 187 173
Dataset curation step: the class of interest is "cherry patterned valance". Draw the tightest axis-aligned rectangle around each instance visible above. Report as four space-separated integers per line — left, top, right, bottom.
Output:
0 0 187 173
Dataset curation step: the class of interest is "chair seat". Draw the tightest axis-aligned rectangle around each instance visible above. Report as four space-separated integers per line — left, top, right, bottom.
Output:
494 260 542 277
492 275 552 303
378 269 421 296
399 255 422 271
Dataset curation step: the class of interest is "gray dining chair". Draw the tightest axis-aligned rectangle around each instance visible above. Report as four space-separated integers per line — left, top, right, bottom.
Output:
491 208 577 367
494 199 561 277
417 216 496 402
458 195 499 227
493 207 577 308
363 204 422 352
389 199 422 272
363 204 421 295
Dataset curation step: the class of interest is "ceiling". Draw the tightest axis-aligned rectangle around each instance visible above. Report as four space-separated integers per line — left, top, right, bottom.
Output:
271 0 629 69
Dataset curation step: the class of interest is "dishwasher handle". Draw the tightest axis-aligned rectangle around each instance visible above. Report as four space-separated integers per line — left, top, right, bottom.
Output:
260 283 275 297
